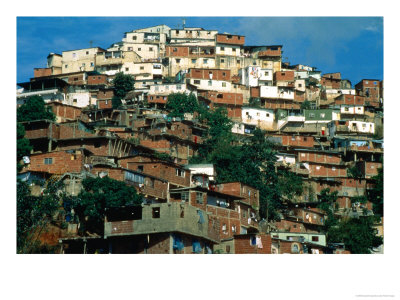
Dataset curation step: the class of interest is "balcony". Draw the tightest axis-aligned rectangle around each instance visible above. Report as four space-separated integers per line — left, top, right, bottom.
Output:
104 202 220 243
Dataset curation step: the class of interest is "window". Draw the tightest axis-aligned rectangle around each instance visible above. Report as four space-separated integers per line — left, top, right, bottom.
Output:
312 236 319 242
291 136 296 141
191 59 197 63
133 36 137 40
222 72 226 76
73 99 77 104
194 80 200 84
125 68 129 71
73 77 79 81
176 85 181 90
72 53 76 58
176 30 179 34
221 59 225 63
128 47 133 51
232 225 237 233
220 47 225 51
173 48 177 52
176 58 181 63
140 66 144 70
44 158 53 165
203 59 208 64
152 207 160 218
90 62 94 67
332 167 336 171
149 47 153 51
138 48 141 51
65 64 68 69
208 80 212 86
292 244 300 253
176 168 185 177
137 165 144 172
181 192 189 202
316 166 321 170
222 82 226 87
196 192 203 204
266 113 270 117
345 107 349 112
86 51 89 55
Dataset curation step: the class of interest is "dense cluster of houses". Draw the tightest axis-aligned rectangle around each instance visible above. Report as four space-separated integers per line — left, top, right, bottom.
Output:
17 24 383 254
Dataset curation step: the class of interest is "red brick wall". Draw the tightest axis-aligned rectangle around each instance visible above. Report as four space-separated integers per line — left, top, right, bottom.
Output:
280 135 315 148
47 103 82 121
250 87 260 98
166 46 189 57
298 152 342 165
216 182 259 208
216 34 245 45
309 163 347 178
201 91 244 106
91 166 168 199
68 74 86 85
258 48 282 57
234 234 271 254
97 99 113 109
278 240 305 254
363 162 382 178
110 220 134 235
120 157 191 187
34 68 52 78
335 95 366 106
263 99 301 110
97 89 114 100
56 139 110 156
23 151 85 174
321 77 341 89
206 206 242 239
337 196 352 209
88 75 108 85
58 123 96 139
188 69 231 81
275 71 295 82
274 219 320 233
142 233 171 254
148 94 168 104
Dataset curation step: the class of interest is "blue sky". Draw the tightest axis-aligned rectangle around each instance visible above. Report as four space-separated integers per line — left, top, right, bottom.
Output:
16 17 383 86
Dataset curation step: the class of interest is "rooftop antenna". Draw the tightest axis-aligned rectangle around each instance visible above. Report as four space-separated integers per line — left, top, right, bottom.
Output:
89 40 94 48
182 17 186 29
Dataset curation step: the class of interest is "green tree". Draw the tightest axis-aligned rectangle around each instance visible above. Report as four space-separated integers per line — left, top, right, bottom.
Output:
17 123 32 172
278 170 304 202
166 92 199 118
71 176 142 234
112 72 134 99
112 72 134 108
301 100 312 110
17 179 62 253
17 96 55 122
368 166 383 216
327 216 383 254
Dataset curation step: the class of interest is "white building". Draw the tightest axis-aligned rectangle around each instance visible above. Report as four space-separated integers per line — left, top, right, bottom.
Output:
260 86 294 100
242 107 275 130
348 121 375 134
